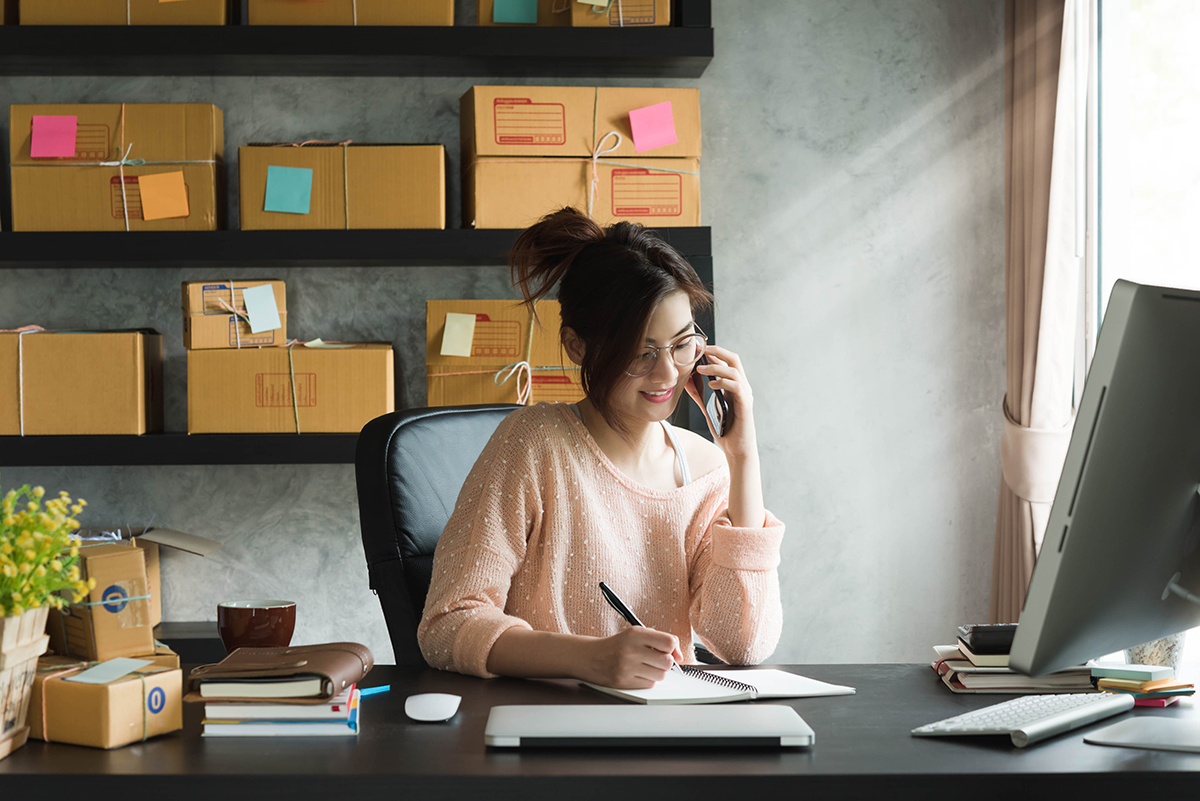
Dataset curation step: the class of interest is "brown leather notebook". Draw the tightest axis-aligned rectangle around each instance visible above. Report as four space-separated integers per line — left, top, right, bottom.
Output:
185 642 374 704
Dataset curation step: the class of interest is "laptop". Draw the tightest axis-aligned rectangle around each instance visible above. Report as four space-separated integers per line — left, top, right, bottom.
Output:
484 704 815 748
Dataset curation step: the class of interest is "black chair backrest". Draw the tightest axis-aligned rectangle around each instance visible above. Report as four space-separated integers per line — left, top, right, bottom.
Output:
355 404 519 667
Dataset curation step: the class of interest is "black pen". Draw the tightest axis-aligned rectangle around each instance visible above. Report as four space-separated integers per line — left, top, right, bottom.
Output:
598 581 683 674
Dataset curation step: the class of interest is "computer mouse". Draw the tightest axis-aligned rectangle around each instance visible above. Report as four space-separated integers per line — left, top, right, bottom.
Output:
404 692 462 723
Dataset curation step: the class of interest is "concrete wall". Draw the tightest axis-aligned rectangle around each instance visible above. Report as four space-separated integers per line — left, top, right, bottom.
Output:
0 0 1005 664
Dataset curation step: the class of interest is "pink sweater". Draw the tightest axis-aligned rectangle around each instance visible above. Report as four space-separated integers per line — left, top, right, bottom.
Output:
417 402 785 678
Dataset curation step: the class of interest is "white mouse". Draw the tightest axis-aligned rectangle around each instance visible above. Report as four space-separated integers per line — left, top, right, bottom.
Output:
404 692 461 722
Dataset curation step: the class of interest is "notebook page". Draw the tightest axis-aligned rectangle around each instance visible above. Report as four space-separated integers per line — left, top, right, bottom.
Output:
582 669 752 704
703 669 856 698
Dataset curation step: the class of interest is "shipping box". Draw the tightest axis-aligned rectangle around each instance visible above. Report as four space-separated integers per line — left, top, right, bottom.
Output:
29 659 182 749
477 0 568 26
188 343 395 433
239 144 445 230
570 0 669 26
426 299 584 406
183 279 288 349
46 544 155 662
9 103 224 231
0 330 163 436
249 0 452 24
19 0 227 24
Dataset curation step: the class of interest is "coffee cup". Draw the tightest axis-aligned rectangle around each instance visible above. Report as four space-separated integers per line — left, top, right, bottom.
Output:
217 600 296 653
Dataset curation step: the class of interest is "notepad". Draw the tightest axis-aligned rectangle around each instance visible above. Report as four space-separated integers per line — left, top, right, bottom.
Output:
581 667 855 705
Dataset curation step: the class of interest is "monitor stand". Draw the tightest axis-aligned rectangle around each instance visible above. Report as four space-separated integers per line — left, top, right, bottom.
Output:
1085 717 1200 753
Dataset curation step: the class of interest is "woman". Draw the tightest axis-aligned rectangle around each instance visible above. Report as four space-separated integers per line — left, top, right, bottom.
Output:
417 207 784 689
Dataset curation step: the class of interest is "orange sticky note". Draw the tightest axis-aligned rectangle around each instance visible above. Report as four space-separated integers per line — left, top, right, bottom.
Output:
137 171 189 221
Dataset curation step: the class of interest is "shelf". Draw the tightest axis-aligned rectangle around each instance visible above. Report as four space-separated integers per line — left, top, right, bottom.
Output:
0 25 713 77
0 432 359 466
0 228 713 267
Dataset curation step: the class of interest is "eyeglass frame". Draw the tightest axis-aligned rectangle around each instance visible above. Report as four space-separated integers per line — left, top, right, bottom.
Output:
624 325 709 377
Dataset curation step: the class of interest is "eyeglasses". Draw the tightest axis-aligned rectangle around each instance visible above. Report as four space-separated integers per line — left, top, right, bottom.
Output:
626 329 708 377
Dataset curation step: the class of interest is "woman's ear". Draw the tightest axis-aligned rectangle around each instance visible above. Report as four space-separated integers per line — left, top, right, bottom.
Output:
562 327 585 366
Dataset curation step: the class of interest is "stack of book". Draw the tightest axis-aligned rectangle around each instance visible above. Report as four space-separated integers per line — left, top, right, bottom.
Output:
201 684 360 737
932 643 1095 693
1091 662 1195 707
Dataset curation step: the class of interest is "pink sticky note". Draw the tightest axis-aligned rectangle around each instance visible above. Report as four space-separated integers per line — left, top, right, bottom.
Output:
628 101 678 153
30 116 78 159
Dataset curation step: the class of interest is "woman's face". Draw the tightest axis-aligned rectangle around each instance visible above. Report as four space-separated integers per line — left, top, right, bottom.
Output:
610 290 699 427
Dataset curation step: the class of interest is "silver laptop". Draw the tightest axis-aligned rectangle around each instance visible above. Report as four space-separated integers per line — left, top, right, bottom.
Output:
484 704 815 748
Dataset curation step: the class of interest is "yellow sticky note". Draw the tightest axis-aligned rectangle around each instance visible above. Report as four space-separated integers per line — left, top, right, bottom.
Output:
138 171 189 221
441 313 477 357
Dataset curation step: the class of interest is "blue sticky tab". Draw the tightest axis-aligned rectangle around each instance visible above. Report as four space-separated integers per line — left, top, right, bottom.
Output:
264 165 313 214
493 0 537 24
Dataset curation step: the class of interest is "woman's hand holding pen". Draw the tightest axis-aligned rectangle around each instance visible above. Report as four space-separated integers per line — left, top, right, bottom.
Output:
580 628 686 690
685 343 757 460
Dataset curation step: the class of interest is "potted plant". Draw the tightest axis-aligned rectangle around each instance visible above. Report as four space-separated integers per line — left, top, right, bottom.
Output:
0 484 92 760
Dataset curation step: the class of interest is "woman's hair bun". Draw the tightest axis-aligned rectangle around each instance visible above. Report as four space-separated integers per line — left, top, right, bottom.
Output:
509 207 605 307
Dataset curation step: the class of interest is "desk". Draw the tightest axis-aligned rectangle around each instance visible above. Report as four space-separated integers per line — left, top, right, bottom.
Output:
3 664 1198 800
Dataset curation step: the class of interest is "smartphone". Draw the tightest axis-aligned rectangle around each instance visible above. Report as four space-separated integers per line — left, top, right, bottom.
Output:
691 355 730 438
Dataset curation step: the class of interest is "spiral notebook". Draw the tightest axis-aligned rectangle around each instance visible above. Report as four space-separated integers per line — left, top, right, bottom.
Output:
581 666 855 705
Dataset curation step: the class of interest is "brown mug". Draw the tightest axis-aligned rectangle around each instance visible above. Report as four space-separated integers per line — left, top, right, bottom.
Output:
217 600 296 653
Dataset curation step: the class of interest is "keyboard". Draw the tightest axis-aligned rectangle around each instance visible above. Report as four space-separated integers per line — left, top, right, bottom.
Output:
912 692 1136 747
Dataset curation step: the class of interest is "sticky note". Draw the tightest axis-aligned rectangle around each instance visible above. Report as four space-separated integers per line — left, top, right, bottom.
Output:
241 284 283 334
137 171 190 221
264 165 313 215
65 658 153 685
577 0 610 5
628 101 679 153
493 0 537 24
30 115 78 158
441 313 477 357
304 338 352 349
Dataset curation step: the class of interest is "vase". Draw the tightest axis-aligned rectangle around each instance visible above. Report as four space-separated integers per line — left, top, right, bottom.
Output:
1124 631 1187 675
0 606 50 761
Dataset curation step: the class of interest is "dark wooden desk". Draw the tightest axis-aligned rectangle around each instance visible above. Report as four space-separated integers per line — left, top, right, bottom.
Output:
3 664 1199 800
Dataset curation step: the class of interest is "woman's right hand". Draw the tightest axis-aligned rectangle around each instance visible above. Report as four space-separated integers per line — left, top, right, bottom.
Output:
579 627 685 689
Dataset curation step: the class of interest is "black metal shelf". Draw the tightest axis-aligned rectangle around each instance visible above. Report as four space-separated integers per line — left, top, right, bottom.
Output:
0 25 712 77
0 432 359 466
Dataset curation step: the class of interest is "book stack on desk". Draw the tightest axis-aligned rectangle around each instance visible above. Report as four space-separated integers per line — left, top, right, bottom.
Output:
930 644 1096 694
201 684 361 737
1091 662 1195 707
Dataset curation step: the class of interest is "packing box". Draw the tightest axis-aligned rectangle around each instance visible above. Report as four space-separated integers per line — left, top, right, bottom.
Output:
46 545 155 662
239 144 445 230
182 280 288 350
570 0 670 26
141 643 181 671
187 343 395 433
426 299 583 406
19 0 227 24
0 330 164 436
29 659 182 749
9 103 224 232
249 0 452 24
465 156 699 229
477 0 568 26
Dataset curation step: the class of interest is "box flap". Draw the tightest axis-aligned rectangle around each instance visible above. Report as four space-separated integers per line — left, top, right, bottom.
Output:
136 527 222 557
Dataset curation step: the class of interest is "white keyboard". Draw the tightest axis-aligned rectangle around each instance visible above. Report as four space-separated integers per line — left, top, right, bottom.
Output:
912 692 1136 747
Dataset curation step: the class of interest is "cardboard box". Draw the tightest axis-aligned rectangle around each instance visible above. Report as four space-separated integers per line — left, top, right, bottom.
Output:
19 0 227 24
239 144 445 230
570 0 669 26
140 643 181 671
46 545 155 663
29 659 182 749
187 343 395 433
465 155 699 229
183 280 288 349
477 0 568 26
9 103 224 232
461 86 701 159
426 300 584 406
249 0 451 24
0 330 163 436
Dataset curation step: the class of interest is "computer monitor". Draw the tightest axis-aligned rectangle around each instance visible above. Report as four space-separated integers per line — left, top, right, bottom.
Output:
1010 279 1200 677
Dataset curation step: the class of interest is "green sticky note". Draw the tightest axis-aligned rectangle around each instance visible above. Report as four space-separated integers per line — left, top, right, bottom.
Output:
264 165 313 215
493 0 537 24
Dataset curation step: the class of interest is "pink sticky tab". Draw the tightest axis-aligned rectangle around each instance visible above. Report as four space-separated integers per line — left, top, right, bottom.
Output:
628 102 678 153
30 116 78 159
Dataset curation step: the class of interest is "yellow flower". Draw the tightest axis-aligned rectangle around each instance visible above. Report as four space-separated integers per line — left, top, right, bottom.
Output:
87 577 96 589
59 491 69 499
24 549 36 561
68 566 80 581
70 546 79 557
9 604 21 616
71 505 83 515
32 486 44 498
1 565 15 578
34 565 46 578
78 499 87 507
50 559 62 572
26 502 36 512
19 563 31 574
1 542 11 554
3 515 13 526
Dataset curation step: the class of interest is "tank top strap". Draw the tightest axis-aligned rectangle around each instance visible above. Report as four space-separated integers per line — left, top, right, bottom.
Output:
660 420 692 487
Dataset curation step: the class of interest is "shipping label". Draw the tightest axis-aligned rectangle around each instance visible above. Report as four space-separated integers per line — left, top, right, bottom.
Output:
606 0 657 25
493 98 567 146
612 168 682 217
74 124 111 160
470 314 521 357
531 373 583 403
226 317 277 347
256 373 317 408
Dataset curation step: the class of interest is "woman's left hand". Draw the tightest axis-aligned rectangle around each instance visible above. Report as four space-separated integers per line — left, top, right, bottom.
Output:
684 344 757 460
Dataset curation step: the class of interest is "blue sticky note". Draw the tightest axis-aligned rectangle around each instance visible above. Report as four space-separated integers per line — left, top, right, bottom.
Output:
241 284 282 334
65 657 153 685
264 165 313 215
493 0 537 24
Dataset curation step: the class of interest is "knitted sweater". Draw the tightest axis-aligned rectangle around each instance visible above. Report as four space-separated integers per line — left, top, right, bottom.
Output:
417 402 785 678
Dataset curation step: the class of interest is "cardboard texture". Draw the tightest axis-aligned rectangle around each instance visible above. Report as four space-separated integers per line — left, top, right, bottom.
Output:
187 343 395 433
239 144 445 230
182 280 288 349
0 331 163 436
29 659 182 749
570 0 669 26
9 104 224 232
465 156 699 229
477 0 568 26
19 0 227 24
461 86 701 159
249 0 452 24
426 300 584 406
46 545 155 663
